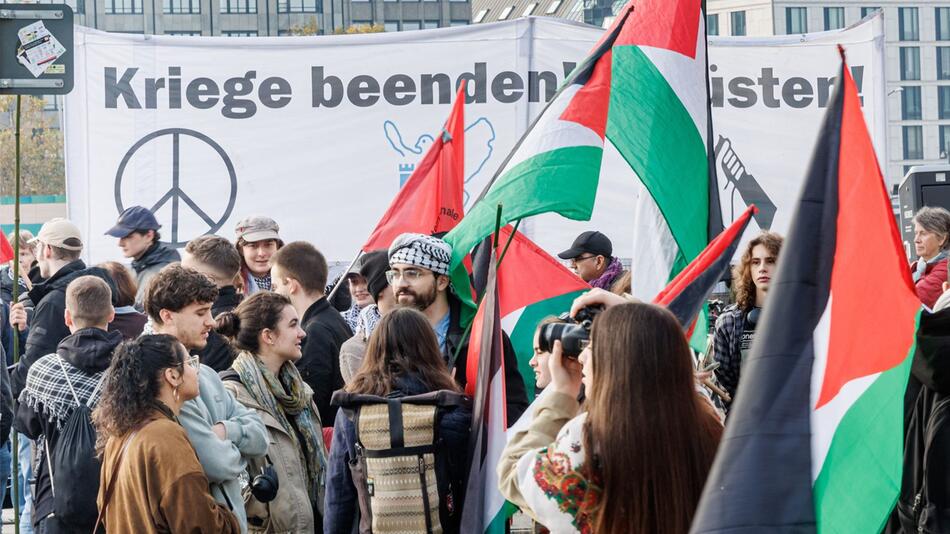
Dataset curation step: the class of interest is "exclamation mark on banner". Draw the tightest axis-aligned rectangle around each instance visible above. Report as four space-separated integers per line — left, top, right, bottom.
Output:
850 65 864 105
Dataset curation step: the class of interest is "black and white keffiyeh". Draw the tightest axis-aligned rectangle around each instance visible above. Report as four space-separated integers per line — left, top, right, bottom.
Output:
19 354 105 428
388 233 453 275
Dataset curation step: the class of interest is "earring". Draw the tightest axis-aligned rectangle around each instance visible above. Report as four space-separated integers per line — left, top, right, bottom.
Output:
173 385 180 403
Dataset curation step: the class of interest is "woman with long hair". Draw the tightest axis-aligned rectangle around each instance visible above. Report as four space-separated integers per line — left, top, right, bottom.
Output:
234 216 283 295
93 334 240 533
216 292 327 533
324 307 472 533
499 302 722 534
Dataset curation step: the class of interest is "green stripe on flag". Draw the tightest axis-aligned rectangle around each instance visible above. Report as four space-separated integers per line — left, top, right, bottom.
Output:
607 45 708 264
812 316 917 533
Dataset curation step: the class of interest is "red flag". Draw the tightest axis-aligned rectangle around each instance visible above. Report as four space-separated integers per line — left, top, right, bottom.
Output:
362 83 466 251
0 231 14 265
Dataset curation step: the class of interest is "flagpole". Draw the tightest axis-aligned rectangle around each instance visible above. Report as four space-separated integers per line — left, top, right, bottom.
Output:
11 94 22 534
327 250 363 303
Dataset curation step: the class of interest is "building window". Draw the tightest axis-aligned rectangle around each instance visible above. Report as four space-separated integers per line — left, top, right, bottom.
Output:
498 5 514 20
904 125 924 160
786 7 807 34
450 20 468 25
278 0 318 13
221 0 256 13
166 30 201 35
939 48 950 80
900 47 921 81
899 7 919 41
73 0 85 14
224 30 258 36
402 20 421 30
707 13 718 36
860 7 879 18
730 11 745 36
473 9 488 22
42 95 59 111
105 0 142 14
939 8 950 41
941 125 950 154
384 21 399 31
423 20 439 28
940 87 950 119
164 0 200 13
522 2 536 16
545 0 560 15
823 7 844 31
902 86 921 120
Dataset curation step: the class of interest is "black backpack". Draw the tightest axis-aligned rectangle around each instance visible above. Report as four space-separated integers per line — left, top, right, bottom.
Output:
332 390 468 534
45 356 105 527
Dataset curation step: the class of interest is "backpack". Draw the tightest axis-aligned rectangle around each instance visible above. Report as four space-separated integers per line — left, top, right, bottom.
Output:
332 390 468 534
45 356 105 527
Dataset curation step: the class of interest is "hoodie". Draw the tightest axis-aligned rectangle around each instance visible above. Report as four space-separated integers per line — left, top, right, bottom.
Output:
12 260 119 396
14 327 124 528
131 242 181 310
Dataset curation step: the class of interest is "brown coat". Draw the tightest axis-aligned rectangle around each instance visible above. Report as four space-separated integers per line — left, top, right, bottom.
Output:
97 409 240 534
223 378 324 534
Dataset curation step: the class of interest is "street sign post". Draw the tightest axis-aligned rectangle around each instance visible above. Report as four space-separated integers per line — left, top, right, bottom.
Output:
0 3 73 94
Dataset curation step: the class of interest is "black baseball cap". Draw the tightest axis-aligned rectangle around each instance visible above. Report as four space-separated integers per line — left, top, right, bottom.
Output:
105 206 161 238
557 231 613 259
359 249 391 303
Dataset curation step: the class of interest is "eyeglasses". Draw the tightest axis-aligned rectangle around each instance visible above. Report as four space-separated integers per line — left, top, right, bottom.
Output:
571 255 598 266
385 269 431 284
185 355 200 371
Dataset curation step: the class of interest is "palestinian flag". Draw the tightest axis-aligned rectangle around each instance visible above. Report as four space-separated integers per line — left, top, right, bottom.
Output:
691 51 921 534
444 0 720 282
362 82 465 251
461 225 588 533
654 204 755 329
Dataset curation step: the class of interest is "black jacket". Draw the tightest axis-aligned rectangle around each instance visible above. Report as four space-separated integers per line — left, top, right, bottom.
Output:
889 308 950 533
444 295 529 425
0 264 31 306
297 297 352 425
198 287 243 372
14 327 123 528
11 261 118 397
131 241 181 275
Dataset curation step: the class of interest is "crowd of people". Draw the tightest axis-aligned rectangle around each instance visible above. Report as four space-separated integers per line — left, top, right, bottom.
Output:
0 201 944 533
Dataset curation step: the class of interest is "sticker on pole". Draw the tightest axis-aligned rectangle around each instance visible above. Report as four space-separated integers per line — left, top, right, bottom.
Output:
16 21 65 77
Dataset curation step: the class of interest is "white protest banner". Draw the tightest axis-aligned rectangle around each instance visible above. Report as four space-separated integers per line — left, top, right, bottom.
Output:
66 15 884 264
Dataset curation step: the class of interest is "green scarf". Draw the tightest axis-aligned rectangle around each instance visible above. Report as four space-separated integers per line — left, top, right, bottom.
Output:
232 351 326 505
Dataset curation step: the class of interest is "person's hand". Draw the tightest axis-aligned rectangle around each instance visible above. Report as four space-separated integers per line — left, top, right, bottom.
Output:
212 422 228 441
9 302 27 331
17 262 32 290
548 340 583 399
570 288 633 318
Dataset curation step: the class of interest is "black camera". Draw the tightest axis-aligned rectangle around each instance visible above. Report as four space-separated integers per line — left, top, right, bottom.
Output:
251 461 279 503
537 305 603 358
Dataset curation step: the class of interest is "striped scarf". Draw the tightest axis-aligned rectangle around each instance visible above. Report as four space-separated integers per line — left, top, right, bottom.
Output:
232 351 326 504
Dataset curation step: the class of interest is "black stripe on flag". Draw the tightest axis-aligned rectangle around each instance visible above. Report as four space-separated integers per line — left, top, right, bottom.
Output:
690 61 845 533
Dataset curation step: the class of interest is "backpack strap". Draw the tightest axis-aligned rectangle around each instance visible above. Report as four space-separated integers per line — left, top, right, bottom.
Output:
386 399 404 449
94 430 139 533
56 355 107 408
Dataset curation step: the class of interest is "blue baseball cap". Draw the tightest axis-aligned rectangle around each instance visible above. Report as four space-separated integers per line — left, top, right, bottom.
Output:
105 206 161 238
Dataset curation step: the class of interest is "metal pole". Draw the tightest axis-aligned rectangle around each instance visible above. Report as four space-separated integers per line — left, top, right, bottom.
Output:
11 94 23 534
326 250 363 302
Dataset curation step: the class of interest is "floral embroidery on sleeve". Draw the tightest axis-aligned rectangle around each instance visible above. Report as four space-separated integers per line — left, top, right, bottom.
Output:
531 442 601 534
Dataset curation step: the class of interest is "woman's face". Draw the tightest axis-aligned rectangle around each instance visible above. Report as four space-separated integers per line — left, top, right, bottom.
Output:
348 275 374 309
268 305 307 362
530 329 553 389
178 344 200 401
915 222 945 260
578 342 593 396
242 239 279 277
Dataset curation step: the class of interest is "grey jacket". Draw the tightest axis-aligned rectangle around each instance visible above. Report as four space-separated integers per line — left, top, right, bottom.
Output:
179 365 269 534
132 242 181 309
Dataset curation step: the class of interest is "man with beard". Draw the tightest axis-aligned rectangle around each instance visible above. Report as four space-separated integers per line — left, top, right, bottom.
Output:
271 241 352 425
387 233 528 423
144 264 267 534
105 206 180 310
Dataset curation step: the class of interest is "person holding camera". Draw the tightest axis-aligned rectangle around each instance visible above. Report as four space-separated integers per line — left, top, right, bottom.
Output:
498 299 722 533
217 291 328 533
529 318 566 393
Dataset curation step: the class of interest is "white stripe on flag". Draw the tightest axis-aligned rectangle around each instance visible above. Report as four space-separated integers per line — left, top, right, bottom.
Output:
500 308 525 337
482 368 510 529
630 172 678 301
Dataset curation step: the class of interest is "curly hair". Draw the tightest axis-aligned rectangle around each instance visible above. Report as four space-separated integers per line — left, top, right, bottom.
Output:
143 264 219 324
216 291 292 353
92 335 186 455
733 231 784 312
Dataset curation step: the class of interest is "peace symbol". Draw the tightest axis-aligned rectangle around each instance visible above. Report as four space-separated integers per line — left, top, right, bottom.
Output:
114 128 238 248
